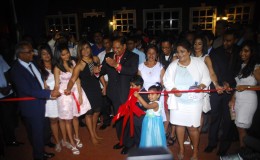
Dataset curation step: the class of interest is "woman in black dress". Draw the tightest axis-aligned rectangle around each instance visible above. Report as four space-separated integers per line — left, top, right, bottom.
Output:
65 40 106 144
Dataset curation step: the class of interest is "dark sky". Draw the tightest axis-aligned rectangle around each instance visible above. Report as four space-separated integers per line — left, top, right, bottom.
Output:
1 0 259 43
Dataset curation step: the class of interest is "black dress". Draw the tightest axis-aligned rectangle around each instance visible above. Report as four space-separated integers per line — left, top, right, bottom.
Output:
79 60 103 114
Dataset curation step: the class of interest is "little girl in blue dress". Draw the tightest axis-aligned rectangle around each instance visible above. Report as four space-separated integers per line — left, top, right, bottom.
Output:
134 83 167 148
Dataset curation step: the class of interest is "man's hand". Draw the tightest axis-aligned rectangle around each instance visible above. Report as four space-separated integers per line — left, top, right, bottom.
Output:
51 90 61 99
105 57 117 68
0 86 12 95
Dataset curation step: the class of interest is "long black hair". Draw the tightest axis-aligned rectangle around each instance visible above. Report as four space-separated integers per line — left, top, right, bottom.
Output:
53 44 73 72
238 40 257 79
192 34 208 57
37 43 54 80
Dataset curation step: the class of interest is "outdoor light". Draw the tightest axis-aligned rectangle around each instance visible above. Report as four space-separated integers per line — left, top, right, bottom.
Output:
217 16 228 21
109 21 114 26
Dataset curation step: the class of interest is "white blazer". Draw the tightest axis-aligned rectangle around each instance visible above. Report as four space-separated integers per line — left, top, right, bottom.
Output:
163 56 211 110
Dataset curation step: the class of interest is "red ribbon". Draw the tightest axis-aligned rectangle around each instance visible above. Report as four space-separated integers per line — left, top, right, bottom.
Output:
0 97 36 102
112 88 145 145
1 87 259 103
71 92 81 113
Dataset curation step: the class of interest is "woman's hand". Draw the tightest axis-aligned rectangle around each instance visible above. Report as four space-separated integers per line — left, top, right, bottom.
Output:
101 86 107 96
236 85 248 92
228 95 235 110
223 81 232 94
78 95 83 105
64 89 71 95
215 84 224 94
171 88 182 97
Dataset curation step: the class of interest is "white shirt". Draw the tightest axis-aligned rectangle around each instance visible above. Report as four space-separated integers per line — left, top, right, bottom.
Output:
0 55 13 98
18 59 44 89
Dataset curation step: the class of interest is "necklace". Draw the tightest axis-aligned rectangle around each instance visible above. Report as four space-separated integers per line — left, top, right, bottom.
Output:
177 62 187 68
145 61 157 75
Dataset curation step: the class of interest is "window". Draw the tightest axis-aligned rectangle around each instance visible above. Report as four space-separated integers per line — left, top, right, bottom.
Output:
82 11 108 34
226 3 255 24
143 8 182 36
45 13 78 39
190 7 216 33
112 10 136 33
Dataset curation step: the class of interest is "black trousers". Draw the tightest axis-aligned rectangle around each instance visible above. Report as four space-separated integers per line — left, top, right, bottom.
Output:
208 93 236 151
0 93 18 143
24 115 45 159
101 95 112 126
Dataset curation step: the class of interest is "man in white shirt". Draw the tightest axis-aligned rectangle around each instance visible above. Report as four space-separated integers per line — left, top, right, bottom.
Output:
10 41 60 160
0 54 22 149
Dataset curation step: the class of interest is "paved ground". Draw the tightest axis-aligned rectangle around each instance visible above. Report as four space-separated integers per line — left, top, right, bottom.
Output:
5 121 240 160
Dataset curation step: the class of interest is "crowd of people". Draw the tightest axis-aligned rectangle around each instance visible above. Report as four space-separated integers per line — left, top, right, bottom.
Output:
0 21 260 160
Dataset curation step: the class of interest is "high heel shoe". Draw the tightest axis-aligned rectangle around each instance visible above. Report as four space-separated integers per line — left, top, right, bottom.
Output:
71 145 80 155
61 139 71 149
167 136 176 146
74 135 83 148
55 142 61 152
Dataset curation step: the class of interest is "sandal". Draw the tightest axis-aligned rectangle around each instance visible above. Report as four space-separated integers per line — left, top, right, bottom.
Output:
71 146 80 155
167 136 176 146
74 135 83 148
55 142 61 152
165 132 170 139
184 136 191 145
61 139 71 149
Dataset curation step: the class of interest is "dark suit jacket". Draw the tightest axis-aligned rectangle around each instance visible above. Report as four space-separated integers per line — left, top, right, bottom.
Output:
100 50 138 111
10 60 51 117
209 45 241 89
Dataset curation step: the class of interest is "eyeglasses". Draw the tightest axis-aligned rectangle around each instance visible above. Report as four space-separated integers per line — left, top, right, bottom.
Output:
21 50 34 54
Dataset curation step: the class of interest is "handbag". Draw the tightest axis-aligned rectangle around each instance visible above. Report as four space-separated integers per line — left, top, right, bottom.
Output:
202 93 211 113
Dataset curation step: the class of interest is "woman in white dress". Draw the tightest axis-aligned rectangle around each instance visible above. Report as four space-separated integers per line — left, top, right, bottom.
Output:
137 44 167 127
53 44 91 155
192 35 223 135
163 40 211 160
229 41 260 148
138 44 165 91
37 44 61 152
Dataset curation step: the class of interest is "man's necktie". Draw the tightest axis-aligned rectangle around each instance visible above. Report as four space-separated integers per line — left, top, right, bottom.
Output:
28 64 42 88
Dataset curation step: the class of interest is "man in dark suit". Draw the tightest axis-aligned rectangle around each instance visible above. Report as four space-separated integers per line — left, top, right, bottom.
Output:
10 41 60 160
204 30 241 156
96 36 138 154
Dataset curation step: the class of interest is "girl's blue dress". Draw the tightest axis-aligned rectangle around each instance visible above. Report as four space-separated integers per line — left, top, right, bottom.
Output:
139 101 167 147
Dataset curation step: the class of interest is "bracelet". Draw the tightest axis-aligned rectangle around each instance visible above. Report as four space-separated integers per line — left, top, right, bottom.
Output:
115 63 119 69
213 81 218 86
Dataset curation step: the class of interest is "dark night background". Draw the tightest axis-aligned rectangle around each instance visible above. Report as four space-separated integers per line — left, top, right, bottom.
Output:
1 0 259 44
